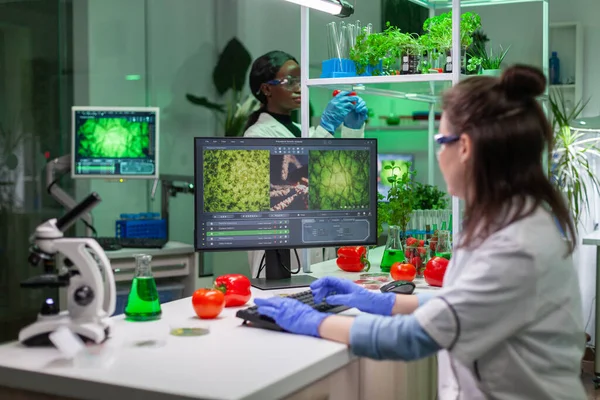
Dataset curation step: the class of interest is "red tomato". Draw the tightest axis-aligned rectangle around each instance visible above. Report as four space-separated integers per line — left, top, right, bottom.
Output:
192 288 225 319
424 256 449 287
390 262 416 282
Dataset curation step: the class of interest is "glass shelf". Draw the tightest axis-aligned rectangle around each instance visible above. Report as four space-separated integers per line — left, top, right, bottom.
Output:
307 73 460 104
407 0 546 8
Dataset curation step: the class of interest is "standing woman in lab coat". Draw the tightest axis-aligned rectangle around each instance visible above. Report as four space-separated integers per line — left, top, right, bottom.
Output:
254 65 587 399
243 50 368 278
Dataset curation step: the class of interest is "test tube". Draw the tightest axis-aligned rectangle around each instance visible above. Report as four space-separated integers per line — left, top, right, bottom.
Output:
326 23 333 59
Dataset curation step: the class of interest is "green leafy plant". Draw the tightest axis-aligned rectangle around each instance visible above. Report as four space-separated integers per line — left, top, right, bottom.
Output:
467 43 510 72
549 89 598 224
186 38 259 136
423 11 481 51
378 161 417 236
413 183 448 210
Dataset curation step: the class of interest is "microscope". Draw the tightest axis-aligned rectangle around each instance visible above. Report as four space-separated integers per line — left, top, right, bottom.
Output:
19 192 116 346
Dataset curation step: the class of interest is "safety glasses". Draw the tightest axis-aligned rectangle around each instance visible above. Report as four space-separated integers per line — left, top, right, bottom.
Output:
434 133 460 146
266 76 301 91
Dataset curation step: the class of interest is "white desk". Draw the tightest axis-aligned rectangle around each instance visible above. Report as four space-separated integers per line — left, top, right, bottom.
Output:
582 231 600 380
0 246 438 400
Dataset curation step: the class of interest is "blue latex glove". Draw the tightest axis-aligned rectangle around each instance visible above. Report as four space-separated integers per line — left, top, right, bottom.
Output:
320 91 360 134
344 96 368 129
254 297 328 337
311 276 396 316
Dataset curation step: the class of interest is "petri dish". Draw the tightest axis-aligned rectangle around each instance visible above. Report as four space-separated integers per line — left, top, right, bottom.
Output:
353 279 383 290
359 273 391 282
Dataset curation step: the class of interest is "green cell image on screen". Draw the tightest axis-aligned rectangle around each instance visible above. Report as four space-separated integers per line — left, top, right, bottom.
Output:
308 150 370 210
380 160 410 187
77 118 150 158
203 149 271 213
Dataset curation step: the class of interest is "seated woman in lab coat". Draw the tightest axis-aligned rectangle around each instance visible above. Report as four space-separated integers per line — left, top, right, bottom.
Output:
254 65 587 400
243 50 368 278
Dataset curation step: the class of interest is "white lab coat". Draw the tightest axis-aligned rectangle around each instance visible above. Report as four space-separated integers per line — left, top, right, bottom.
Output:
243 112 364 278
414 202 587 399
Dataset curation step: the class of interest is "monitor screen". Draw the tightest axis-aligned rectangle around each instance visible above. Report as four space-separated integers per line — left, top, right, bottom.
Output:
377 153 414 199
194 137 378 252
71 107 159 179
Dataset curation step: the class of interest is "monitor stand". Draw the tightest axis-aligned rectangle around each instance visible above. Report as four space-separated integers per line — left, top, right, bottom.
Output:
250 249 317 290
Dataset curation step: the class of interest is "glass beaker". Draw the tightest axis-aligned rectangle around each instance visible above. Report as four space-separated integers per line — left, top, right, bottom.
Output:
380 225 405 273
124 254 162 321
434 230 453 260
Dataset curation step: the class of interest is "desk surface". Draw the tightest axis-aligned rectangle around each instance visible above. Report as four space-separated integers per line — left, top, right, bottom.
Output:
0 246 438 400
105 241 194 260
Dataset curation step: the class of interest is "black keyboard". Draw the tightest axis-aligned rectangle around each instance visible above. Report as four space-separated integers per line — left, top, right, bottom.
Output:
236 290 350 332
93 237 168 251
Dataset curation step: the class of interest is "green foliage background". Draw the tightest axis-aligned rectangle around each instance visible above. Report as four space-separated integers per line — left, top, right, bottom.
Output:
77 118 149 158
203 150 270 212
309 150 370 210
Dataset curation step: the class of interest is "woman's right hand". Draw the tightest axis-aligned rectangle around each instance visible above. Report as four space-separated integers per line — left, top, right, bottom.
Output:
310 276 396 316
319 91 359 133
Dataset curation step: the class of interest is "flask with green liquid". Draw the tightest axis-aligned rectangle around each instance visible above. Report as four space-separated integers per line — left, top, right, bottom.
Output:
125 253 162 321
435 230 453 260
380 225 405 272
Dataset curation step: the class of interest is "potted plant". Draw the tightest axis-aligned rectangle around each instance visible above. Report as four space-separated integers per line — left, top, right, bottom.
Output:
413 183 449 210
186 37 260 136
467 43 510 76
548 89 598 225
378 161 417 238
423 11 482 73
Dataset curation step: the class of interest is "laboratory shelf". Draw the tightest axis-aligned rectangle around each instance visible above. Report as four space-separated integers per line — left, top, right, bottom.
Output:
307 74 465 103
407 0 546 8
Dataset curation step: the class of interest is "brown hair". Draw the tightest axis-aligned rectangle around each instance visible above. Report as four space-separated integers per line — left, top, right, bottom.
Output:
442 64 576 253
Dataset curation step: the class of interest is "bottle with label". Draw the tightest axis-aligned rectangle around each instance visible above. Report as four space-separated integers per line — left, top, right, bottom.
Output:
125 254 162 321
549 52 560 85
380 225 405 272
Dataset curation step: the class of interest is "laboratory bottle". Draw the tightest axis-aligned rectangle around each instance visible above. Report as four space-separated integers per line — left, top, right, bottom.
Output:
549 52 560 85
124 254 162 321
380 225 405 273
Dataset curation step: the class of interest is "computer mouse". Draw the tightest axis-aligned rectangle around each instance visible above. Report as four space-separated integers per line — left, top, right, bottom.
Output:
379 280 416 295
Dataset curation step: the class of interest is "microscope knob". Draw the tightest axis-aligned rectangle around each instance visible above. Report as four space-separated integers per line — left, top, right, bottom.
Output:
28 252 41 267
74 286 94 306
40 298 60 316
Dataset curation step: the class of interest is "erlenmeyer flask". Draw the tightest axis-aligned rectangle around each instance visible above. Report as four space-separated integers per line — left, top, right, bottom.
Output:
124 254 162 321
434 230 452 260
380 225 405 273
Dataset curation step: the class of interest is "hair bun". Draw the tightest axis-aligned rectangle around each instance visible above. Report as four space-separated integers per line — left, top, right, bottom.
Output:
500 64 546 100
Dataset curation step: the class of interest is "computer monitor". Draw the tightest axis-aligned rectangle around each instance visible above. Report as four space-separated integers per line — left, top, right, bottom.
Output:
377 153 414 199
194 137 378 290
71 106 159 179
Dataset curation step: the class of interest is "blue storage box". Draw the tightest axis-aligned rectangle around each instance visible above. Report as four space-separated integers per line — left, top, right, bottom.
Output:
320 58 383 78
116 212 166 239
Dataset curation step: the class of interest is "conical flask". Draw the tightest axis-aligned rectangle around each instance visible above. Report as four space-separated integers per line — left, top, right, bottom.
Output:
124 254 162 321
380 225 405 273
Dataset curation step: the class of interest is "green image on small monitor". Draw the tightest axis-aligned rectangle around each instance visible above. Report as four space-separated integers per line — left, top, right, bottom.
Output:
380 160 410 187
76 118 150 158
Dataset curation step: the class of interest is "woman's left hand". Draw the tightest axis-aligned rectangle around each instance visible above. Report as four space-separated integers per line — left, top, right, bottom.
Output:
344 96 368 129
254 297 328 337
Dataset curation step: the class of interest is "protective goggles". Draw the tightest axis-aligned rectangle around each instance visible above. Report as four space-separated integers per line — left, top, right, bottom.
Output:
434 133 460 145
265 76 301 91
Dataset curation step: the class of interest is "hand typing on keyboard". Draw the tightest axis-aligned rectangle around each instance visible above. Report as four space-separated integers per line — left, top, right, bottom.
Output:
254 297 328 337
310 277 396 316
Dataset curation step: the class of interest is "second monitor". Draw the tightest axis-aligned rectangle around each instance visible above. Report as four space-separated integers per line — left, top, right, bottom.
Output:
194 137 378 289
71 106 159 179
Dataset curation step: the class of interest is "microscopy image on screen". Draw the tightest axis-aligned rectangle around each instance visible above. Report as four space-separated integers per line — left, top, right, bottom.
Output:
308 150 370 210
269 154 309 211
203 149 271 213
76 118 150 158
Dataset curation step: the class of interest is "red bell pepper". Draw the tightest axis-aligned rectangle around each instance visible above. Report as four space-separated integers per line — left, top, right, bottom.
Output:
336 246 370 272
423 256 449 287
214 274 251 307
